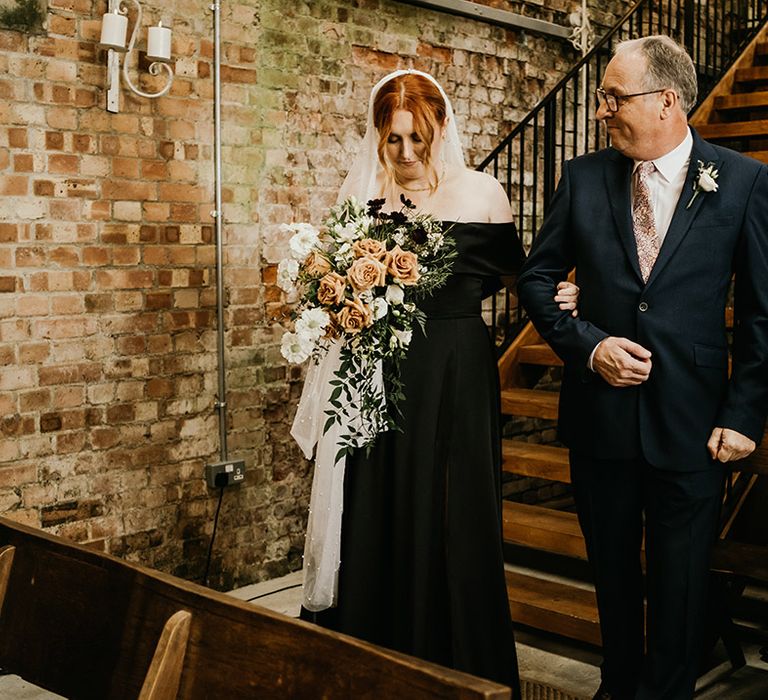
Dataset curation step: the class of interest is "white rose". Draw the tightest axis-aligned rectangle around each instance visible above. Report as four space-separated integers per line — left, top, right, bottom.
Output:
385 284 405 305
698 170 718 192
335 223 359 243
392 328 412 348
289 224 320 260
295 307 330 340
280 331 313 363
277 258 299 293
371 297 389 321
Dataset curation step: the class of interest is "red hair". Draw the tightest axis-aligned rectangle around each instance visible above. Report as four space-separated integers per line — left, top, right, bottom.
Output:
372 74 447 191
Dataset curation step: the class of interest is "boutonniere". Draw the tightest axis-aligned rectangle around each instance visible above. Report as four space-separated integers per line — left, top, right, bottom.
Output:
686 160 719 209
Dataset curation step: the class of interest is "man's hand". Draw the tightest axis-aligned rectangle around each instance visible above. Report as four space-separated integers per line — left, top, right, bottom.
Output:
707 427 756 463
555 281 579 317
593 337 653 387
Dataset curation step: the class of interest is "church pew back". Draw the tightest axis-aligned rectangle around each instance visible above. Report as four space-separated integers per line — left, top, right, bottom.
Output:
0 517 510 699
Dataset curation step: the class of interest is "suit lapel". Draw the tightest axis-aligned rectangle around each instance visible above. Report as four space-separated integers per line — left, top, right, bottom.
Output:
604 150 644 283
645 131 720 289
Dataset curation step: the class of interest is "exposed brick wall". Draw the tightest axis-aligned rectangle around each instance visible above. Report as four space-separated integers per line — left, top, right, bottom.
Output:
0 0 630 590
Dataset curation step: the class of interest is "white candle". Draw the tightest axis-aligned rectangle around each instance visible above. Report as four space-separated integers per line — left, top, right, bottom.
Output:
147 22 172 62
100 10 128 51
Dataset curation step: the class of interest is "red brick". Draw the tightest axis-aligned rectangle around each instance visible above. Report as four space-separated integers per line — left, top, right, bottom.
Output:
48 154 79 175
147 378 173 398
142 160 169 179
46 131 65 150
56 431 87 454
38 363 101 386
14 154 33 172
8 128 27 148
19 389 51 412
34 180 55 196
112 158 140 179
95 270 153 289
0 224 18 243
102 179 155 201
19 343 50 364
0 464 37 488
83 247 110 266
0 176 28 196
73 134 92 153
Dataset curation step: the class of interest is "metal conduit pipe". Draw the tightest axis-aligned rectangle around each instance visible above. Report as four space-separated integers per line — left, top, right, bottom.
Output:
210 1 228 462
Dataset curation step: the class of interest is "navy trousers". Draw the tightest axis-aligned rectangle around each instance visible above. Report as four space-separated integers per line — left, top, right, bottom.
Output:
570 451 724 700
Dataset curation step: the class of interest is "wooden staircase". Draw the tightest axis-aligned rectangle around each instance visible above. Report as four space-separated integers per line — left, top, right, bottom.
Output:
498 22 768 647
692 23 768 161
498 322 601 645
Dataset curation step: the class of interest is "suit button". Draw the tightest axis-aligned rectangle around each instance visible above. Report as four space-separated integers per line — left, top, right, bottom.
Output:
639 302 649 312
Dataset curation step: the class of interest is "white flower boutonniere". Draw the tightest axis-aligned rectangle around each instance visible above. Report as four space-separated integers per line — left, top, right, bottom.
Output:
686 160 719 209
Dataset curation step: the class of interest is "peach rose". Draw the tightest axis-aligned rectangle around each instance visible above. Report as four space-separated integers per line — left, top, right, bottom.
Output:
304 250 331 277
387 245 420 285
337 296 373 334
347 255 387 292
316 272 347 306
352 238 389 262
322 312 343 340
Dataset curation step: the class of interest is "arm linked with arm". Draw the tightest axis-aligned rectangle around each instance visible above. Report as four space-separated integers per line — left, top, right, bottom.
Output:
516 160 609 369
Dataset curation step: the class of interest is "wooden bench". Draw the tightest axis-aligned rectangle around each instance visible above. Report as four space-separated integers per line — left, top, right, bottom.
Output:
0 517 510 699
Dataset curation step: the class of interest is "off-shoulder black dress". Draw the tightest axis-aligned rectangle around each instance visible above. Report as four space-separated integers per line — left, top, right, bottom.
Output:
303 222 524 691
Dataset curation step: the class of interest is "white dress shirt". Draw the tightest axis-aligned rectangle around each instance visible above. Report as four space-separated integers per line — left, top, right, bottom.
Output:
588 128 693 370
631 127 693 244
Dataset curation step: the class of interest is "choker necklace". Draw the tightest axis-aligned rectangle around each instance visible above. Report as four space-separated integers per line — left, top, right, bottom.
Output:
399 165 446 193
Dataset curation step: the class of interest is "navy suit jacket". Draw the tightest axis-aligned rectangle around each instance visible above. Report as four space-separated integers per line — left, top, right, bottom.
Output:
517 129 768 470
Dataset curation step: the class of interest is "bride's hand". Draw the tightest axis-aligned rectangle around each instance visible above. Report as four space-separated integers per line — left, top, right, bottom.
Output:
554 281 579 317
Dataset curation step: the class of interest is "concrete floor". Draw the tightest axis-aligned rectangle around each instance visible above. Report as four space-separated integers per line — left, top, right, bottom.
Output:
2 570 766 698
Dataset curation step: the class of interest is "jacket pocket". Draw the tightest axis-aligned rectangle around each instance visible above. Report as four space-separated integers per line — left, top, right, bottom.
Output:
694 343 729 369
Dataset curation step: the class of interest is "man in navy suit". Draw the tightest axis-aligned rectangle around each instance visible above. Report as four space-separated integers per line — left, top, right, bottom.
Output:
517 36 768 700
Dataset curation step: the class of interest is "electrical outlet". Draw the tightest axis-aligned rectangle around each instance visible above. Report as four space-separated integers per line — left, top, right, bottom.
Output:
205 460 245 488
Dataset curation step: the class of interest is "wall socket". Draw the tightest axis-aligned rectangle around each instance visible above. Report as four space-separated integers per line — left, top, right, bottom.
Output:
205 460 245 488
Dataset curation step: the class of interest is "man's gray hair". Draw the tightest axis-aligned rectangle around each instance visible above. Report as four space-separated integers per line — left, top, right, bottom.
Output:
615 35 698 113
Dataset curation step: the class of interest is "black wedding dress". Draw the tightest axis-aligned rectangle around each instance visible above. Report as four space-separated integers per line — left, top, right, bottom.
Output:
302 222 524 692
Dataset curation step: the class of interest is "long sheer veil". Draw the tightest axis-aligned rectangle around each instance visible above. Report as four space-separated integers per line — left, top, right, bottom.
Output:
338 69 466 203
293 70 465 612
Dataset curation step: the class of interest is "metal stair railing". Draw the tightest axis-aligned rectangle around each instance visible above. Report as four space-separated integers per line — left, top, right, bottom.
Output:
479 0 768 350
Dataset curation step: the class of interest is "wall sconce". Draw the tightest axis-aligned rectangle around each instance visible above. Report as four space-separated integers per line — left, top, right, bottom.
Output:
99 0 174 114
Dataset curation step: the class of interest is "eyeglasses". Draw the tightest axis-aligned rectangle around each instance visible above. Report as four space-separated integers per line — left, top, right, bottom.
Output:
595 87 667 113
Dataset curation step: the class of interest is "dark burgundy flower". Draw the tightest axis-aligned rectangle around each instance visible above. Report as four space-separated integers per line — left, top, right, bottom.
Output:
410 226 428 244
366 198 386 216
399 193 416 209
383 210 408 226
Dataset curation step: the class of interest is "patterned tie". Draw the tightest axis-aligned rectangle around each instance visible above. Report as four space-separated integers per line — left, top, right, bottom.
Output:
632 161 660 283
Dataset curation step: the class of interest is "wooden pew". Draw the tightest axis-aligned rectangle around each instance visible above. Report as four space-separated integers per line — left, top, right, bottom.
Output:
0 517 510 699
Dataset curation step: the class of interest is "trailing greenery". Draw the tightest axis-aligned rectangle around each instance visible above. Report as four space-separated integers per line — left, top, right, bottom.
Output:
0 0 45 32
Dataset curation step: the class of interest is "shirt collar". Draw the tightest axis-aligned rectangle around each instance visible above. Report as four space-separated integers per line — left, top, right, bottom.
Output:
633 127 693 183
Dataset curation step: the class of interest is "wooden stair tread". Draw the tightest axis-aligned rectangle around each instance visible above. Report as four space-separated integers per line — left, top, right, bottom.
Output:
505 570 600 646
501 388 558 419
712 539 768 581
503 501 586 559
715 90 768 110
695 119 768 139
502 440 570 483
735 66 768 83
517 343 563 366
744 150 768 163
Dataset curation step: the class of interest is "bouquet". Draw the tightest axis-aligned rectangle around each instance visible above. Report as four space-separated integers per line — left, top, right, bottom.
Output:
279 195 456 461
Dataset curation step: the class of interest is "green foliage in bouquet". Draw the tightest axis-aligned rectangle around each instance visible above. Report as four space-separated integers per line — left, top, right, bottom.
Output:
279 195 457 462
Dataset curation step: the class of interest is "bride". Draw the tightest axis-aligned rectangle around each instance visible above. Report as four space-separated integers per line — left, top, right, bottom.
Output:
295 69 577 692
